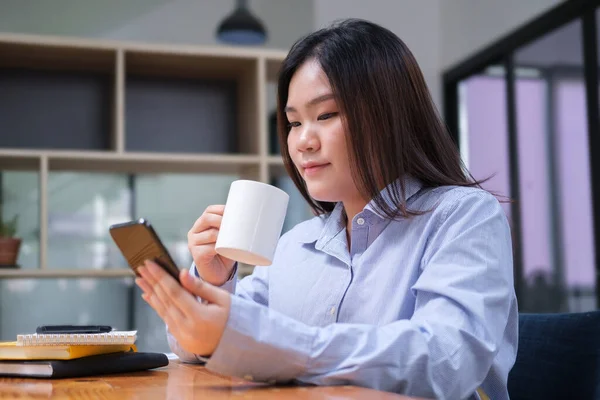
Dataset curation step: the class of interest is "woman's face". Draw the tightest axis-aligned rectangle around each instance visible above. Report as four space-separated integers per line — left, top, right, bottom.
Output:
285 59 362 205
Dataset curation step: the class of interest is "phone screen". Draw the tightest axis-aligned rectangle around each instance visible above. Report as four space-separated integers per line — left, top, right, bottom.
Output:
109 219 181 283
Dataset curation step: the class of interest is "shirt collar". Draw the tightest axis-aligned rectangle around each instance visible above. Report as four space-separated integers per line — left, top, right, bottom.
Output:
365 175 423 218
296 203 344 244
297 176 423 244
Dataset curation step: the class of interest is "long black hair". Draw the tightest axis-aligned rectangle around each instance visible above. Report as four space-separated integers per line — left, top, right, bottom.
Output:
277 18 485 219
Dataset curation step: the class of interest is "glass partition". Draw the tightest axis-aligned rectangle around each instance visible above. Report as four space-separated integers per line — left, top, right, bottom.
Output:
514 19 595 312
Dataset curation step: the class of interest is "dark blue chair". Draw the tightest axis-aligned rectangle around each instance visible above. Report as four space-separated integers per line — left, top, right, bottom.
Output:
507 311 600 400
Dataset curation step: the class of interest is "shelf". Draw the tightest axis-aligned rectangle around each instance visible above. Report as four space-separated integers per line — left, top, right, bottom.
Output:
268 155 287 177
0 38 115 73
124 75 239 154
266 55 286 82
0 38 116 151
0 269 135 279
0 32 295 279
124 50 259 155
0 152 40 170
0 70 113 151
0 149 260 174
125 49 255 80
268 155 284 165
0 32 288 61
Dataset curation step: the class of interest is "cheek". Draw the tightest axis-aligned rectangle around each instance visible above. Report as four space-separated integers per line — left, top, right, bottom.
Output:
327 126 350 165
286 135 301 164
286 135 294 154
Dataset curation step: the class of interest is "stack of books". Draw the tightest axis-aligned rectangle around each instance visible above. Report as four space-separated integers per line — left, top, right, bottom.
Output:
0 329 168 378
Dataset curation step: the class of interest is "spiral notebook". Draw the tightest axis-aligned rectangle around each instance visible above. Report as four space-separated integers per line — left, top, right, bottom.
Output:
16 331 137 347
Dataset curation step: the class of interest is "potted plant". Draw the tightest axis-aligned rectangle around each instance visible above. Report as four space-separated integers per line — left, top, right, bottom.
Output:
0 213 20 266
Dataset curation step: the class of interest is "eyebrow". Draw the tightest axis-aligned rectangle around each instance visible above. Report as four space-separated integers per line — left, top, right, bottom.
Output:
284 93 335 113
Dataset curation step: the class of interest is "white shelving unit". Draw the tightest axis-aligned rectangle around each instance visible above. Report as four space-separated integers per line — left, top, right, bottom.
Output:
0 33 290 278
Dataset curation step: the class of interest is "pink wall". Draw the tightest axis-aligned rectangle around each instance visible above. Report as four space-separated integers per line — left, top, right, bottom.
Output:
463 74 596 290
555 80 596 286
515 79 553 280
464 76 512 219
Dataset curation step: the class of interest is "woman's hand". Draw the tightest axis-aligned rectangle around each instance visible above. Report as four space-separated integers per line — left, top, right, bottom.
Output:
136 260 231 357
188 205 236 286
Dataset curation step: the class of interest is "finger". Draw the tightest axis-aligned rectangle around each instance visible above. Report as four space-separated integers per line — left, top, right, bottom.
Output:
135 277 152 295
189 210 224 235
141 292 182 333
137 269 169 314
188 228 219 246
180 269 209 305
205 204 226 215
137 268 189 333
180 269 230 306
141 287 169 319
138 265 161 291
145 260 200 317
142 282 187 331
190 243 218 260
136 277 163 313
140 262 189 320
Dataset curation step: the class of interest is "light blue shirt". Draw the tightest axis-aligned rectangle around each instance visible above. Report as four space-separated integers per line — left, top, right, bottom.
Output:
168 178 518 400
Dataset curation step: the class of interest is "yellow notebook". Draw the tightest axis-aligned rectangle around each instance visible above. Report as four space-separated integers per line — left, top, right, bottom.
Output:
0 342 137 361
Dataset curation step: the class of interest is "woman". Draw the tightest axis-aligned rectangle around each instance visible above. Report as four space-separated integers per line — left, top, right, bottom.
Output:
136 19 518 400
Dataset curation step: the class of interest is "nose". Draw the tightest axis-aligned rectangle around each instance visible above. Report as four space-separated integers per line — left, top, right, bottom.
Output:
296 127 320 153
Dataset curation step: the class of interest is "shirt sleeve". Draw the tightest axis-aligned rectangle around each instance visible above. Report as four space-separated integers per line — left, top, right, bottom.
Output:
204 191 516 399
167 253 271 362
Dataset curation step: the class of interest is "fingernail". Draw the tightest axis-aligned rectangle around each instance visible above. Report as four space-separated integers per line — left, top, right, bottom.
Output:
146 260 157 271
184 271 196 285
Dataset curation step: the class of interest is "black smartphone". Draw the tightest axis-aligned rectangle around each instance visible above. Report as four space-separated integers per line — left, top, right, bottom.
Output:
109 218 181 283
36 325 113 334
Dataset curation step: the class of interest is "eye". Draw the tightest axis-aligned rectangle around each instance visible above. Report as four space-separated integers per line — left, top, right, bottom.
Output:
317 112 337 121
287 121 301 129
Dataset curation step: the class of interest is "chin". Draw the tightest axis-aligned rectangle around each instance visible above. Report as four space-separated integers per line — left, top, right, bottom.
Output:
305 182 340 203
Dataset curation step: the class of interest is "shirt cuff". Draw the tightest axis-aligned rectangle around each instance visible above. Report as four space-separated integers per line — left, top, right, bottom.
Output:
205 295 314 382
166 325 208 364
191 262 237 294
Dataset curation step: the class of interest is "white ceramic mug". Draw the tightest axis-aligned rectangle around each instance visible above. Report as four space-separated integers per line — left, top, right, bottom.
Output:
215 180 289 266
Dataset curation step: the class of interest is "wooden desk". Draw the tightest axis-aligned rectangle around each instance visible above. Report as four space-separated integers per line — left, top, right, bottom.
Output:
0 360 424 399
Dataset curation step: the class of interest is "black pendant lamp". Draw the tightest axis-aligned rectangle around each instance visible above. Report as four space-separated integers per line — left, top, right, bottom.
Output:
216 0 268 45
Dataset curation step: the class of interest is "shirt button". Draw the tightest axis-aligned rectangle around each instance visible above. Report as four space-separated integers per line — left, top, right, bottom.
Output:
329 307 336 315
356 217 365 225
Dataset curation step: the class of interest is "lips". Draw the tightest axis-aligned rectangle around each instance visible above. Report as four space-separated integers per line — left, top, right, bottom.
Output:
302 162 330 176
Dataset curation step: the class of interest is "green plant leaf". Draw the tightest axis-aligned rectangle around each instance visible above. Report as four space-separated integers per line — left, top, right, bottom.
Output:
0 214 18 237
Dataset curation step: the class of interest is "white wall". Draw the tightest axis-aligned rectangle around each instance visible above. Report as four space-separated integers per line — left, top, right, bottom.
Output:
314 0 443 109
0 0 314 50
313 0 567 108
0 0 567 106
0 0 165 37
516 18 583 67
99 0 314 50
440 0 566 70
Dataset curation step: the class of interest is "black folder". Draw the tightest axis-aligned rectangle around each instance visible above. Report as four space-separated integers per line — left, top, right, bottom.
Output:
0 351 169 378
